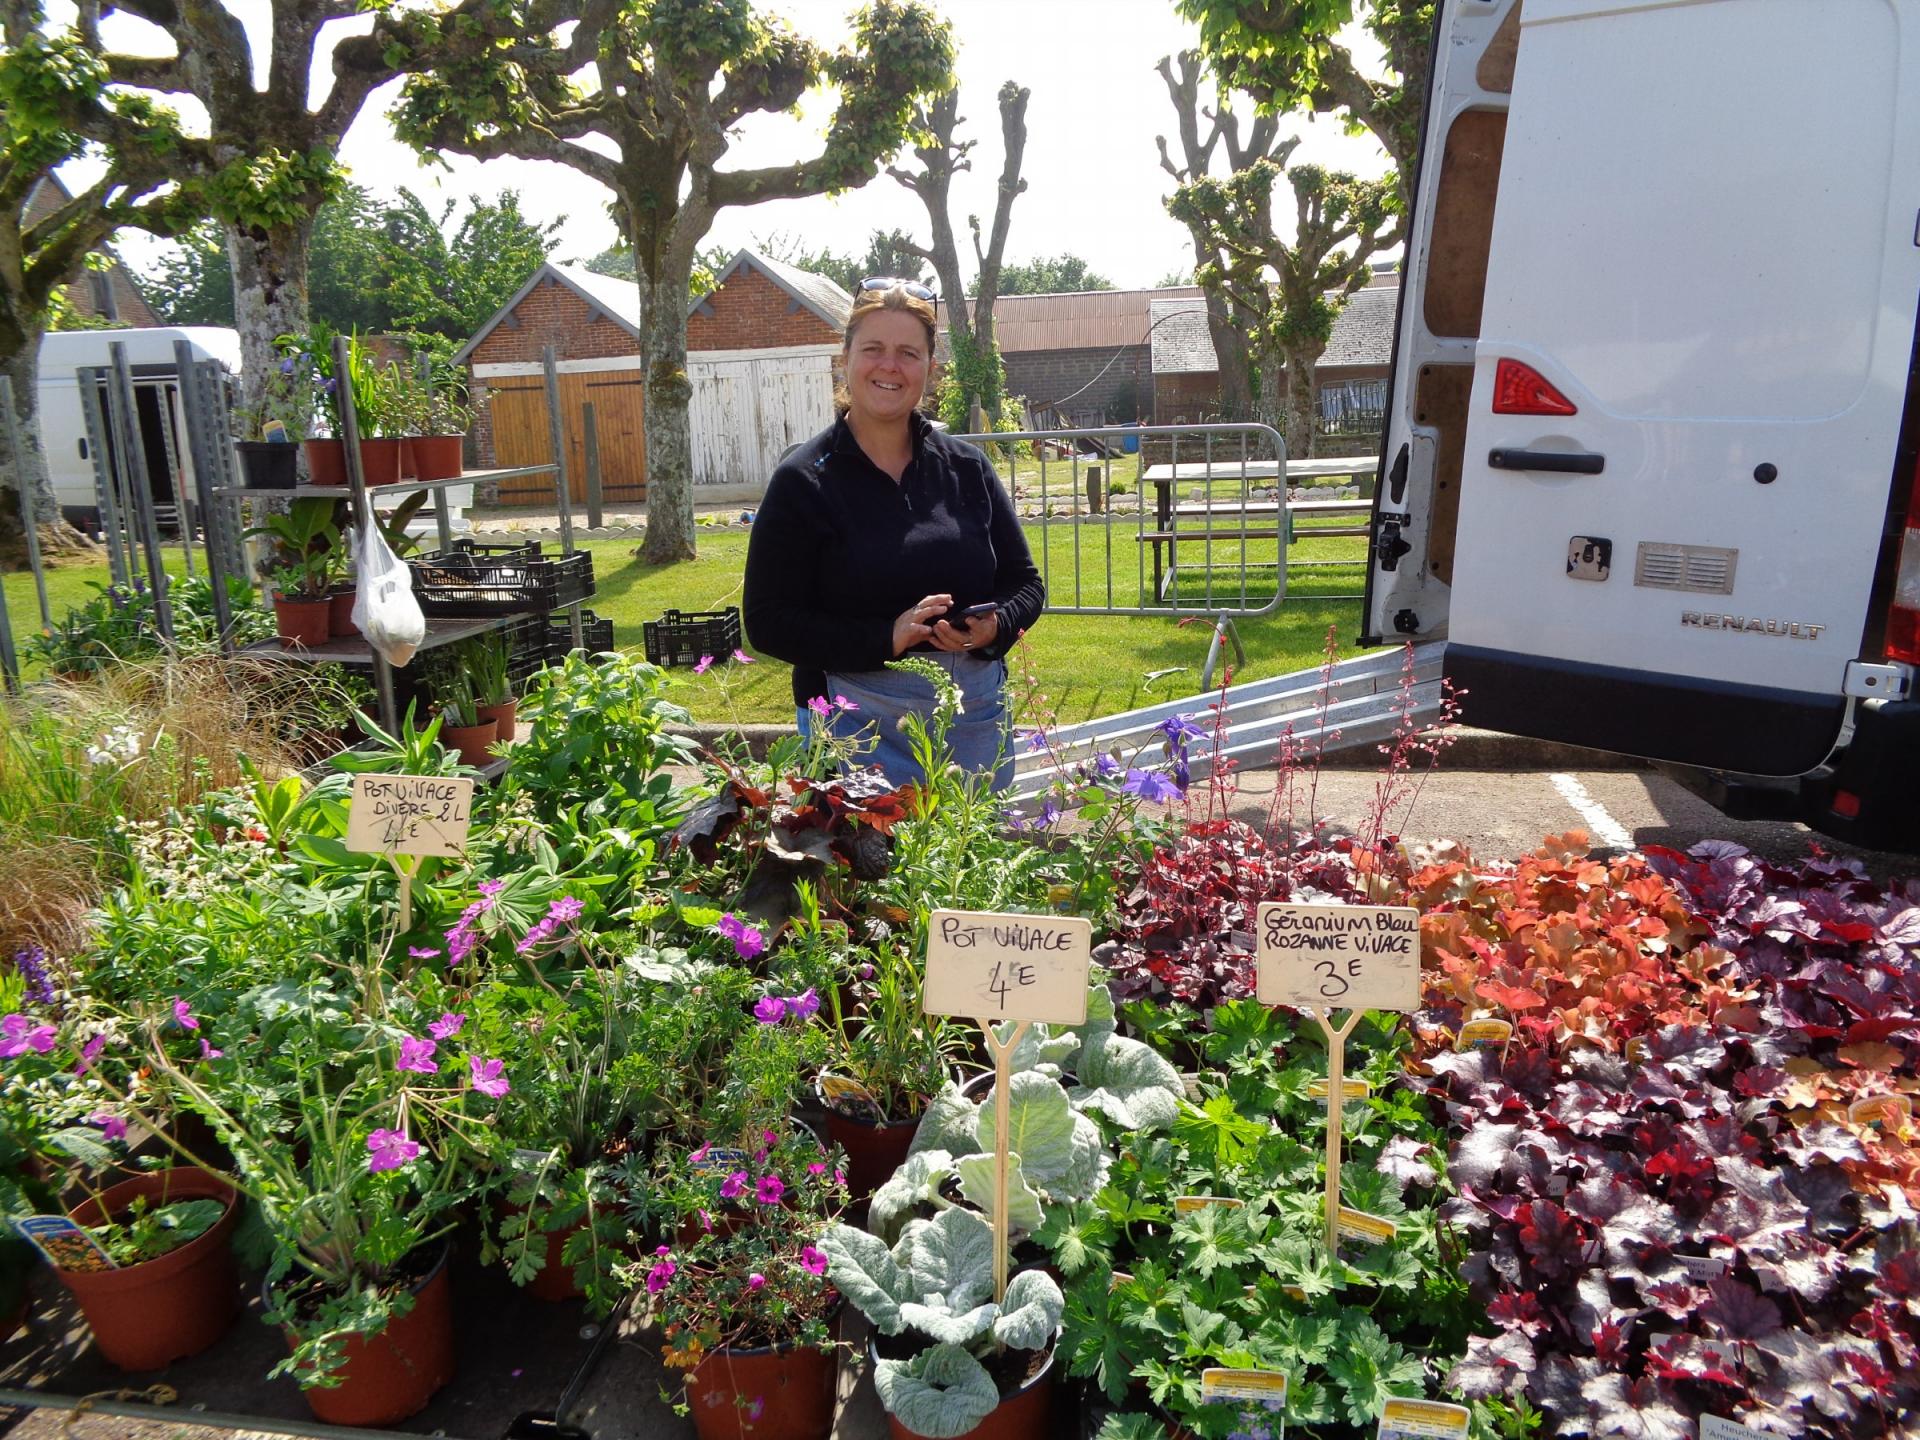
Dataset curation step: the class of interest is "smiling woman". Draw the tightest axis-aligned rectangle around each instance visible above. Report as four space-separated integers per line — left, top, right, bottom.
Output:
741 281 1046 792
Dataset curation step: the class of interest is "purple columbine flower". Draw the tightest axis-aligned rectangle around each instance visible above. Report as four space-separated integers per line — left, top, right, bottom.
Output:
171 997 198 1030
428 1012 465 1041
1093 752 1121 778
756 1174 786 1206
0 1014 55 1058
1158 713 1208 746
397 1036 438 1074
367 1128 420 1173
753 995 787 1024
91 1112 127 1142
1121 768 1181 805
785 988 820 1020
470 1056 510 1097
801 1245 828 1277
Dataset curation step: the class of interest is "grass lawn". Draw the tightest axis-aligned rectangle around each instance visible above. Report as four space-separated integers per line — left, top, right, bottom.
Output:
3 524 1384 726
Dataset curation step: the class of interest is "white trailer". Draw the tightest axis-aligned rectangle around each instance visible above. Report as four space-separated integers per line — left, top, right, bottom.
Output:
1368 0 1920 849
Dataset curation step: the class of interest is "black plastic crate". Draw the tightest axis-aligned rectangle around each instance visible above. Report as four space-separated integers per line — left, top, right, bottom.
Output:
545 609 614 662
408 542 595 617
643 607 740 668
500 613 550 689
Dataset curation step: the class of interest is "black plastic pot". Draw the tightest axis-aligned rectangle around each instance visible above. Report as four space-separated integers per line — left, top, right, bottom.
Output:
236 441 298 489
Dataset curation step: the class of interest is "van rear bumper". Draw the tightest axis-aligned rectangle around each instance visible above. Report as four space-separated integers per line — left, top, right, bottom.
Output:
1443 645 1846 776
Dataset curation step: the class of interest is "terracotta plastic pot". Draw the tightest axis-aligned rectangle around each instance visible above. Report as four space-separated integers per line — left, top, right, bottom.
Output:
280 1243 455 1427
504 1200 586 1303
398 437 417 480
475 698 517 744
304 439 346 486
821 1099 923 1202
877 1336 1057 1440
58 1169 240 1371
687 1341 837 1440
439 716 498 768
327 586 358 638
357 437 404 486
410 435 465 481
272 593 332 648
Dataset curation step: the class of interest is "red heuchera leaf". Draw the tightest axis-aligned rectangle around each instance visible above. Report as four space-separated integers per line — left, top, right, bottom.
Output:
1699 1275 1783 1341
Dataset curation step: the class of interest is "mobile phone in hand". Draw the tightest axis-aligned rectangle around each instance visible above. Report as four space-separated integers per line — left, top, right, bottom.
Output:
949 602 998 629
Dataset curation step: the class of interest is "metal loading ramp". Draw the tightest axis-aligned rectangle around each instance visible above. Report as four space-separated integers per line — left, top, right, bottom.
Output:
1008 642 1446 800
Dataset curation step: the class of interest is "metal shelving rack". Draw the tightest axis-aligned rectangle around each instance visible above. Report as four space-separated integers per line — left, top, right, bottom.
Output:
206 342 587 738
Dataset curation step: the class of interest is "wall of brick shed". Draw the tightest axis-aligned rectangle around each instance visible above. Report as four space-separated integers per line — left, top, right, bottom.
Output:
1001 345 1150 424
689 267 841 351
467 277 640 468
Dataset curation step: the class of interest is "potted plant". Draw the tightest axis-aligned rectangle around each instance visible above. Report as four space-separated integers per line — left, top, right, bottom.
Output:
234 352 317 489
287 326 405 485
423 651 497 768
468 632 517 741
244 498 342 648
408 362 472 482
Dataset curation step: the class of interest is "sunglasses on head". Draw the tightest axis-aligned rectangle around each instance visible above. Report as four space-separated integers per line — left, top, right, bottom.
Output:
859 277 937 303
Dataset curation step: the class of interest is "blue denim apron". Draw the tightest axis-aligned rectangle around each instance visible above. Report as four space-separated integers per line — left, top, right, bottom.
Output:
798 653 1013 792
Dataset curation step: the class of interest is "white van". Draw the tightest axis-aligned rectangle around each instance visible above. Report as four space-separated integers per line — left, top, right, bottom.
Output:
1368 0 1920 849
35 327 241 530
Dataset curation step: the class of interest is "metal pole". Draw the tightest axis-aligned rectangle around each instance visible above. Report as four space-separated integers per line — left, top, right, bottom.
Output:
99 365 145 591
333 335 397 734
0 541 18 692
542 347 582 650
0 376 50 628
170 344 234 645
155 380 193 575
79 372 128 588
582 402 603 529
108 343 175 643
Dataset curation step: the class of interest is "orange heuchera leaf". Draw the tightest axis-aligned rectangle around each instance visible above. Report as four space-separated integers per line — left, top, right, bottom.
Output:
1477 980 1548 1012
1838 1042 1908 1073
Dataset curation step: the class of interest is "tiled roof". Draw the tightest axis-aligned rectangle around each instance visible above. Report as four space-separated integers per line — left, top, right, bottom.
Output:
554 264 643 330
965 286 1204 353
1149 285 1399 374
707 249 854 330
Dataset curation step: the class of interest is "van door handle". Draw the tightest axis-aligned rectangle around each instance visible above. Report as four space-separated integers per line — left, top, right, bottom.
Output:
1488 447 1604 475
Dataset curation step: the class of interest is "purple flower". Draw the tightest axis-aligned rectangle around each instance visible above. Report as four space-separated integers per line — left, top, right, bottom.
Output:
801 1245 827 1277
397 1036 439 1074
91 1112 127 1143
0 1014 55 1058
1121 768 1181 805
199 1038 224 1060
857 963 875 981
279 356 297 375
785 988 820 1020
645 1258 676 1294
753 995 788 1025
428 1012 465 1040
477 878 506 899
1092 752 1121 778
549 896 584 923
469 1056 510 1097
831 694 859 713
719 1171 748 1201
1021 729 1052 753
808 1161 827 1177
806 695 832 720
367 1127 420 1173
756 1174 786 1206
73 1033 106 1075
13 946 52 1007
408 946 441 960
1158 713 1208 746
746 1398 765 1422
693 654 715 675
748 1272 766 1292
691 1143 711 1163
171 997 198 1030
731 649 755 664
718 914 766 962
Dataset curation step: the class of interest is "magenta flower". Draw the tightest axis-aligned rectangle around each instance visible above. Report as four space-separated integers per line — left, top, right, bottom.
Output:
656 1244 671 1256
761 1130 779 1146
808 1161 827 1177
719 1171 748 1201
691 1143 711 1164
428 1012 465 1041
718 914 766 962
747 1398 765 1422
753 995 787 1025
549 896 584 923
731 649 755 665
408 946 441 960
477 879 505 898
756 1174 786 1206
91 1112 127 1143
199 1038 224 1060
801 1245 828 1277
786 988 820 1020
0 1014 54 1058
806 695 832 720
171 997 198 1030
73 1033 106 1075
693 654 715 675
831 694 859 713
470 1056 510 1098
646 1257 676 1294
748 1272 766 1292
397 1036 438 1074
367 1128 420 1173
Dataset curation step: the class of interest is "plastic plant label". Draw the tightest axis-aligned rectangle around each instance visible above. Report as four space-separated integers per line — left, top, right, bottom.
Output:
1849 1094 1913 1129
817 1073 879 1112
688 1147 749 1175
1255 903 1421 1012
924 909 1091 1024
1335 1207 1397 1246
1174 1195 1245 1215
13 1214 115 1272
1282 1284 1308 1302
1378 1399 1471 1439
346 774 475 857
1699 1416 1770 1440
1308 1079 1373 1103
1455 1019 1513 1055
1201 1368 1289 1405
1674 1252 1728 1282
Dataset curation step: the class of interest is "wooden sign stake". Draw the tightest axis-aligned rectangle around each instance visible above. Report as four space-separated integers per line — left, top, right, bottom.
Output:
977 1017 1031 1306
1312 1006 1363 1254
391 853 414 935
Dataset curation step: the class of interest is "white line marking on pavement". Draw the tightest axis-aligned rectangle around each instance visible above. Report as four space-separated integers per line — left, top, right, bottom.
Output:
1549 773 1634 850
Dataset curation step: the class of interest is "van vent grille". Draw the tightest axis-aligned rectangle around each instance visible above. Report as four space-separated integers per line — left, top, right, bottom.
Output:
1634 543 1738 595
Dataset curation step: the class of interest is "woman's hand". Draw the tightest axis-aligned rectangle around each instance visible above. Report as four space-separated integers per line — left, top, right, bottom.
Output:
893 594 953 656
931 609 1000 654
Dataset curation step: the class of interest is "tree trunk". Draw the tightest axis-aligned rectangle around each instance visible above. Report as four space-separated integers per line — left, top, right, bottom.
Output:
634 265 696 564
0 331 90 567
227 216 316 422
1281 343 1320 461
1203 288 1256 421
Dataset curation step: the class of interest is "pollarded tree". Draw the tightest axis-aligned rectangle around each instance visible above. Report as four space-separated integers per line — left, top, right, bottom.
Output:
394 0 954 564
0 0 201 558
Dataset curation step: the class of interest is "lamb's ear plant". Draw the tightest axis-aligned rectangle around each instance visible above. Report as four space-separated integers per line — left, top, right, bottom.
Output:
819 1206 1065 1440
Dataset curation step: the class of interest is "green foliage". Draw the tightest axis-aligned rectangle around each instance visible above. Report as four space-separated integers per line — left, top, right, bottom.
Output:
22 572 267 677
935 330 1007 431
997 254 1114 295
204 145 345 234
242 496 342 599
88 1194 223 1265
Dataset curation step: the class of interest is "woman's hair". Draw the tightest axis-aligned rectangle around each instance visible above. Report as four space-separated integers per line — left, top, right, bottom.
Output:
834 282 939 413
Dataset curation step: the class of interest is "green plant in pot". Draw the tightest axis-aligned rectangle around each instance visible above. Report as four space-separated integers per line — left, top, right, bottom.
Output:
465 632 516 740
422 650 496 769
408 360 472 481
244 498 343 648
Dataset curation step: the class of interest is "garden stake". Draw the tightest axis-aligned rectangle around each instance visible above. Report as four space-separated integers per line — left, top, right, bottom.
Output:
976 1017 1031 1307
391 853 414 934
1310 1006 1364 1256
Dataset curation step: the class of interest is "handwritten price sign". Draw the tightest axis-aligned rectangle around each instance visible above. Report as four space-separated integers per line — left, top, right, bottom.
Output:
1255 902 1420 1013
346 774 475 858
924 909 1090 1025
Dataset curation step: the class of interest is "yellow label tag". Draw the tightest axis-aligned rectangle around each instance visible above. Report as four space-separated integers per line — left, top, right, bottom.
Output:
1201 1367 1289 1406
1282 1284 1307 1302
817 1073 878 1109
1307 1079 1373 1103
1377 1398 1471 1439
1454 1019 1513 1056
1335 1207 1397 1246
1174 1194 1245 1215
1850 1094 1913 1129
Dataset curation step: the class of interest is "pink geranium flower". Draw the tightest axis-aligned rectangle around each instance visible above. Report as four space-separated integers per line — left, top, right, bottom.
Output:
748 1272 766 1292
753 995 787 1025
470 1056 510 1098
693 654 715 675
73 1033 106 1075
646 1257 676 1294
0 1014 54 1058
367 1128 420 1173
397 1036 438 1074
199 1038 224 1060
731 649 755 664
428 1012 465 1041
756 1174 785 1206
801 1245 828 1276
718 914 766 962
719 1171 748 1201
171 997 198 1030
91 1112 127 1142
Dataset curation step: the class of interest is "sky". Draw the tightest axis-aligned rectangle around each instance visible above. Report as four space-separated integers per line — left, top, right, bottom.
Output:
99 0 1394 292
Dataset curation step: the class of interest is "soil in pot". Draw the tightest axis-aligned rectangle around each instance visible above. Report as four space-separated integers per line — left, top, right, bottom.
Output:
273 593 332 649
277 1243 455 1427
304 439 346 486
439 716 498 768
410 435 465 481
357 437 405 486
687 1341 837 1440
875 1334 1057 1440
475 698 517 743
57 1169 240 1371
327 586 358 638
237 441 298 490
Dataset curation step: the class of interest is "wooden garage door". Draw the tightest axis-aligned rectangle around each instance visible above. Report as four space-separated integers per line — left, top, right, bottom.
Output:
486 369 646 505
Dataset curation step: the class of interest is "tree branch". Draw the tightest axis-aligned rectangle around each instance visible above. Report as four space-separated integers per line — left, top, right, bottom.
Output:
101 51 188 92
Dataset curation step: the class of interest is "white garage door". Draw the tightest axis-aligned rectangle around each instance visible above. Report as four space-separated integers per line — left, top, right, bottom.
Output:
690 349 837 487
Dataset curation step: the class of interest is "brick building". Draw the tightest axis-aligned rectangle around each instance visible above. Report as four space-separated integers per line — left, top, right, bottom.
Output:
970 286 1202 428
457 249 852 504
25 176 160 328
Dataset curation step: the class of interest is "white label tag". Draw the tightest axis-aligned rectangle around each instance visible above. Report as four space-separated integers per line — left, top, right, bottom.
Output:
1201 1368 1288 1408
1256 903 1421 1012
1700 1417 1769 1440
924 909 1091 1024
1378 1398 1471 1439
346 773 474 857
1674 1253 1727 1282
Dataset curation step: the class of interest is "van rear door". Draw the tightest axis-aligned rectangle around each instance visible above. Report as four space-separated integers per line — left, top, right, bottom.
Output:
1374 0 1920 776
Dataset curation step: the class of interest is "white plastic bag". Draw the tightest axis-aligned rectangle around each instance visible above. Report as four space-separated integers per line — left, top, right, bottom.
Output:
350 520 426 667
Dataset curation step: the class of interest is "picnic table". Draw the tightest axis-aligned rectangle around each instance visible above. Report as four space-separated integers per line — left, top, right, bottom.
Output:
1138 455 1380 602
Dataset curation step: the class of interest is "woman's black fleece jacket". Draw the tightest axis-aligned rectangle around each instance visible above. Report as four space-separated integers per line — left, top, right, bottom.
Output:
743 412 1046 706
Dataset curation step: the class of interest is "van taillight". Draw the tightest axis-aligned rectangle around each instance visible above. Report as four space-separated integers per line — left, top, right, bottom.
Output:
1886 459 1920 663
1491 358 1578 416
